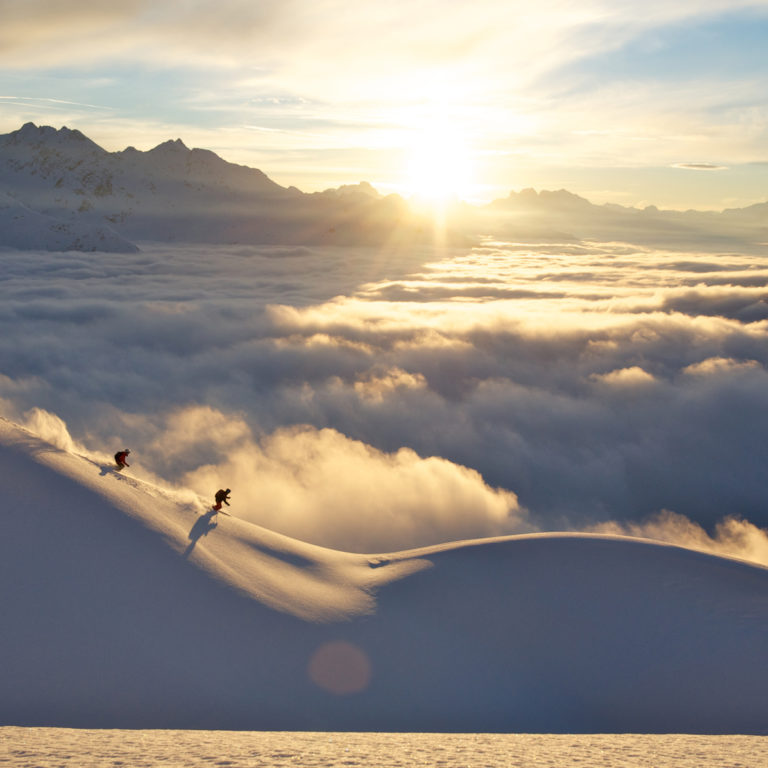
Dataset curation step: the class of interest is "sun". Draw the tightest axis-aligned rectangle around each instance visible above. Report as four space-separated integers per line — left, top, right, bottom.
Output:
401 125 475 208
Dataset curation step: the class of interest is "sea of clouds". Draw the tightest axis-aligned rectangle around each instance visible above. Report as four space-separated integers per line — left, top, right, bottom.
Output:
1 239 767 559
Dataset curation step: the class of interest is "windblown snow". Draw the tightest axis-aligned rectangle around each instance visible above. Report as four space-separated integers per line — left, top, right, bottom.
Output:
1 415 766 733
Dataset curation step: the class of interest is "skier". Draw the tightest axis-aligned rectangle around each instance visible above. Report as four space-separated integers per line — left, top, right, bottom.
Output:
213 488 231 512
114 449 131 470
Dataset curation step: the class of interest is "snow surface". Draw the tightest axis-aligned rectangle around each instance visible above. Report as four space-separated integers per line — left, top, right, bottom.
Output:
1 415 767 733
1 729 766 768
0 190 137 253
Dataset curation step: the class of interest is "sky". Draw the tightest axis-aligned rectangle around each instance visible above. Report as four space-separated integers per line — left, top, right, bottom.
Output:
1 0 767 209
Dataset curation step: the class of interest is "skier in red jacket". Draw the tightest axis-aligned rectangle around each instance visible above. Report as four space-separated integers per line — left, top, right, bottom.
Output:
114 449 130 470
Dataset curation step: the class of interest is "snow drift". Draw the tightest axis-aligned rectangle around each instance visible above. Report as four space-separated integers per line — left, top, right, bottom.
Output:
1 416 766 733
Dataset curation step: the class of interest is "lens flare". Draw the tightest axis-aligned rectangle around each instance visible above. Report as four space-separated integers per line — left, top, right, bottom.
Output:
308 640 372 695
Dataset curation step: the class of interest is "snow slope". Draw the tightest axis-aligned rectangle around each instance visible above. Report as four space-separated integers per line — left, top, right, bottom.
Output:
0 190 138 253
1 416 766 733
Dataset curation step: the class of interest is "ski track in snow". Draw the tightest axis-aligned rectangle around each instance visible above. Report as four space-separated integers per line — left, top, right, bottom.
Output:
1 729 766 768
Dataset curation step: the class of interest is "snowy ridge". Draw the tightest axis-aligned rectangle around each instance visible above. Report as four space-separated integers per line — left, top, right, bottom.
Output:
1 415 767 732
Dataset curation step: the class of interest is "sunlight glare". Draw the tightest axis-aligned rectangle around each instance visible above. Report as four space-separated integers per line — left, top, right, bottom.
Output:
403 123 474 208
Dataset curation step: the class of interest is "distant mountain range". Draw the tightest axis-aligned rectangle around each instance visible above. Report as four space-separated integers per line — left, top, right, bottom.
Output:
1 123 766 252
472 187 768 249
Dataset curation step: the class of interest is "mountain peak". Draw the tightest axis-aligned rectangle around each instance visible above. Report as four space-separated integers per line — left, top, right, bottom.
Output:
3 122 104 154
316 181 381 200
150 138 189 154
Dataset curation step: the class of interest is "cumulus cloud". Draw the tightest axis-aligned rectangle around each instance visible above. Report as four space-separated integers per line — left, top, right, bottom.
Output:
590 366 657 388
352 367 428 403
682 356 763 377
176 417 527 553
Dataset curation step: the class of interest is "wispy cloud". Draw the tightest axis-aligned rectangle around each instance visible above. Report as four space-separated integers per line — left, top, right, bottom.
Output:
673 163 729 170
0 95 112 111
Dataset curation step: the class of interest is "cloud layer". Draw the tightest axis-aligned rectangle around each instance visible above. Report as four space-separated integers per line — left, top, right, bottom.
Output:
1 237 767 555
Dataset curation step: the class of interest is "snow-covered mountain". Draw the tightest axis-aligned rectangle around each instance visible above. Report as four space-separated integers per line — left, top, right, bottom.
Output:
1 415 766 732
0 123 437 252
476 188 768 248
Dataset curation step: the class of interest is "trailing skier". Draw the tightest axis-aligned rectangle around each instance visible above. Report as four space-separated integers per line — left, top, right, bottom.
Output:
114 449 131 470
